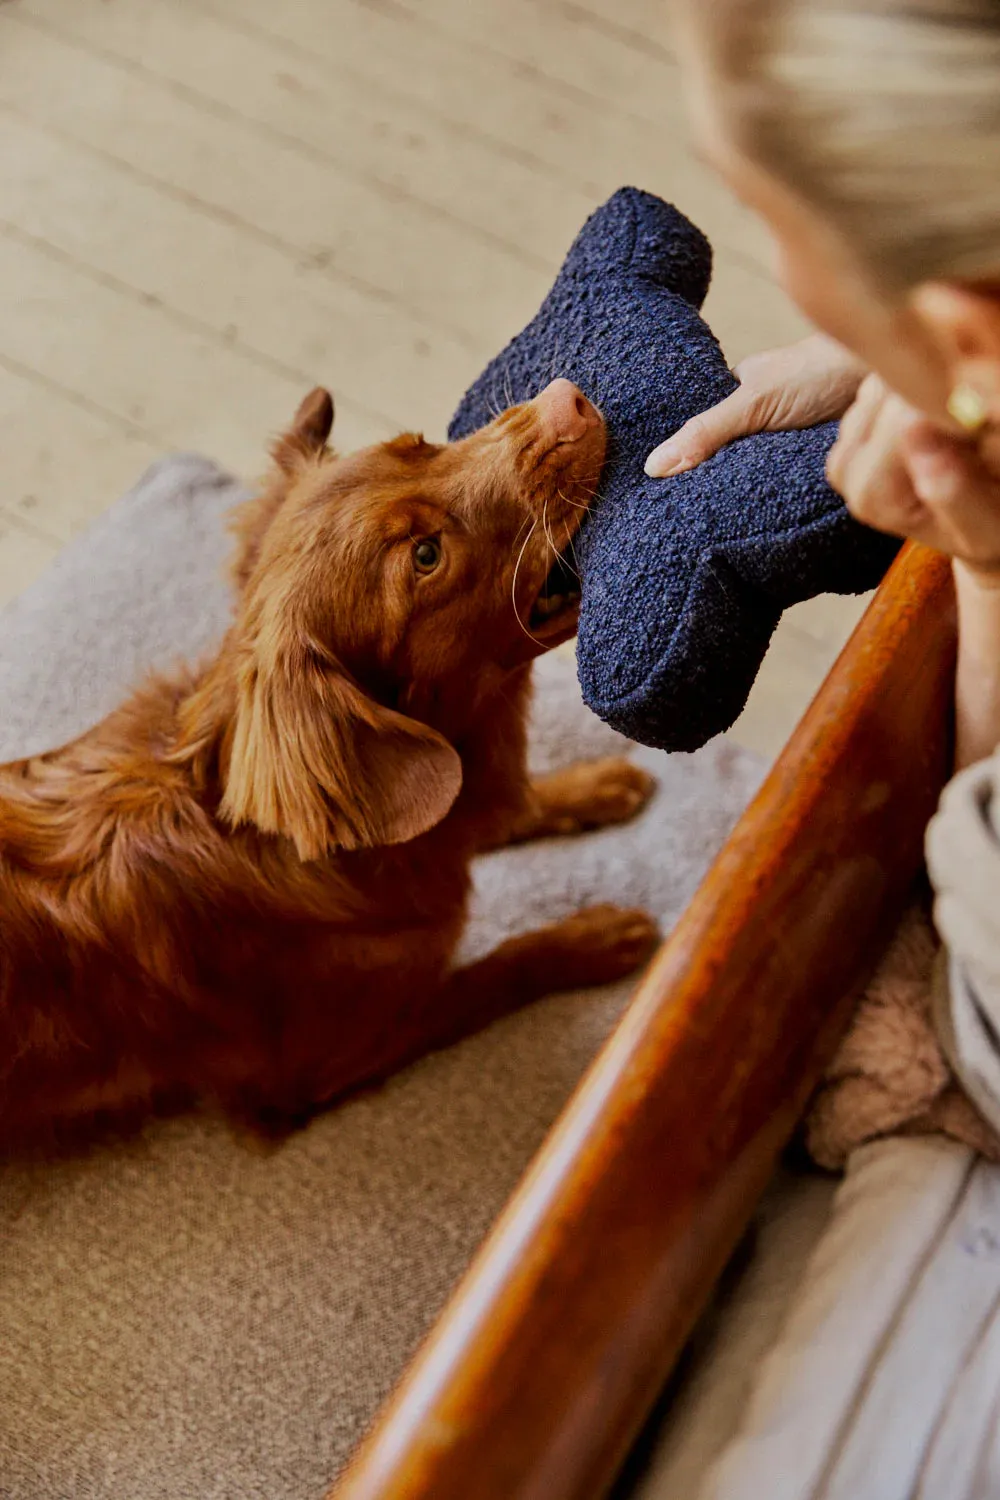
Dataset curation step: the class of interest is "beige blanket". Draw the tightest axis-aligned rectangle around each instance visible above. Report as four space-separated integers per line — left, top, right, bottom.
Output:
806 901 1000 1168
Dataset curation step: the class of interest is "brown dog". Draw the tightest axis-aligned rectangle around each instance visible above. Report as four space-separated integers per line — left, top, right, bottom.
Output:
0 380 657 1149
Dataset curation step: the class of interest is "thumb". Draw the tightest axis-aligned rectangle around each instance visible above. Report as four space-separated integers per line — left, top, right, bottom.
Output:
644 387 761 478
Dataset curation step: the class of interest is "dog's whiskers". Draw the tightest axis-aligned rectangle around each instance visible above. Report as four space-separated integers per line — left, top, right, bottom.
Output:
565 532 583 583
541 502 581 587
510 518 541 643
511 510 534 552
540 498 560 566
542 496 582 585
556 487 590 514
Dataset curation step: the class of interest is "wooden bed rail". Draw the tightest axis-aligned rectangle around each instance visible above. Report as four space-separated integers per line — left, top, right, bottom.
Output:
332 545 957 1500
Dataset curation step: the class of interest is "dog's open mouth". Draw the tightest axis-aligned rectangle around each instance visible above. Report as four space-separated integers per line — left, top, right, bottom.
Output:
529 552 581 633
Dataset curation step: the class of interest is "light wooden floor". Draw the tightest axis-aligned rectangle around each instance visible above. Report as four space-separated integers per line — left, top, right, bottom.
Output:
0 0 868 760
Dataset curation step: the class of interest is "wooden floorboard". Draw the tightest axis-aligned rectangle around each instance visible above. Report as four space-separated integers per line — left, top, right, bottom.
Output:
0 0 863 758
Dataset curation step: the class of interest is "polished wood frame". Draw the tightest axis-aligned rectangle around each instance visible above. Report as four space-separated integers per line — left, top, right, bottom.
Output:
333 545 957 1500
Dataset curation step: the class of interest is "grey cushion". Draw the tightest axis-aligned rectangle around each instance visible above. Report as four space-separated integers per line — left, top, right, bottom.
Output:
0 456 765 1500
0 454 243 762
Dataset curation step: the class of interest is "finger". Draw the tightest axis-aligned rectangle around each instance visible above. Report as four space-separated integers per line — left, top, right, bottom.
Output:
845 396 917 531
904 428 1000 559
644 388 763 478
834 373 885 450
829 390 922 535
826 378 896 497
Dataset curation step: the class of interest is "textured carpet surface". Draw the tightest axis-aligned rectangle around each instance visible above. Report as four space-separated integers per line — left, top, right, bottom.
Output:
450 189 899 752
0 455 764 1500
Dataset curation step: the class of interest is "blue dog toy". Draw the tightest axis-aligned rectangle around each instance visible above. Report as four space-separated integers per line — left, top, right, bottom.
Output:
450 189 899 751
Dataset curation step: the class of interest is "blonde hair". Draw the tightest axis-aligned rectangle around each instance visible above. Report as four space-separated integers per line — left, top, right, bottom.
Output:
695 0 1000 289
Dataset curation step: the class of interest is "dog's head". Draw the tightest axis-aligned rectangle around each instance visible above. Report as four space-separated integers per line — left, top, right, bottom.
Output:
209 382 606 860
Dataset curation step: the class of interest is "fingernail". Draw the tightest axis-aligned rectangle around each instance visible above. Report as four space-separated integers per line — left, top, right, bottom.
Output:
644 447 689 478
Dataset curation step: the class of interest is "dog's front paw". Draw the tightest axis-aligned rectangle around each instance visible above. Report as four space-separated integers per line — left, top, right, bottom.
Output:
576 758 656 828
557 903 660 986
536 757 656 836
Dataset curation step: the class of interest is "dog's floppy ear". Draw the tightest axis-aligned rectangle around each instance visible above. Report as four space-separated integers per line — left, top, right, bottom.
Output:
271 387 335 475
220 640 462 861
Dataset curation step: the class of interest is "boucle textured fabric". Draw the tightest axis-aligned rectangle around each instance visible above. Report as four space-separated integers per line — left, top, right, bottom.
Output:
0 455 764 1500
450 188 900 751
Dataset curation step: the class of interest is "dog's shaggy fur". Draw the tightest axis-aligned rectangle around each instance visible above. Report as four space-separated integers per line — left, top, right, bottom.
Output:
0 383 657 1149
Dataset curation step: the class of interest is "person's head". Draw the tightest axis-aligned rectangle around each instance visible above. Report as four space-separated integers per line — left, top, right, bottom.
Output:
677 0 1000 427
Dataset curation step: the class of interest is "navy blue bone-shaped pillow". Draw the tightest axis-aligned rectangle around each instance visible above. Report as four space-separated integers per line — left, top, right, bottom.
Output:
449 188 899 751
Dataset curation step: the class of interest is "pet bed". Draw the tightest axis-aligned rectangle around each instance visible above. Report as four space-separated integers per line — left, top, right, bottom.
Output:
0 455 768 1500
0 458 962 1499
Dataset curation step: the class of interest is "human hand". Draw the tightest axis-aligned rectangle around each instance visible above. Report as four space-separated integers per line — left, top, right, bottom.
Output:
827 373 1000 581
644 334 865 478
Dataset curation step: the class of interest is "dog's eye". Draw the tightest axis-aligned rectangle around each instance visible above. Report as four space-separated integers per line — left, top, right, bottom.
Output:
413 538 442 574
